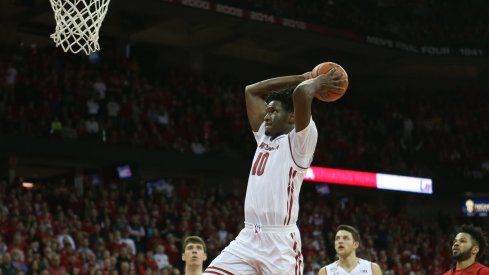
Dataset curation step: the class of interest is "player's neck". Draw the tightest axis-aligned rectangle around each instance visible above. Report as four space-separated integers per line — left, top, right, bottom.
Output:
270 131 287 140
270 126 294 140
455 258 477 270
185 265 203 275
338 254 359 271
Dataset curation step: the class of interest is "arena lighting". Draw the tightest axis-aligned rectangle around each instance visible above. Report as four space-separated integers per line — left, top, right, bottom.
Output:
22 182 34 189
304 166 433 194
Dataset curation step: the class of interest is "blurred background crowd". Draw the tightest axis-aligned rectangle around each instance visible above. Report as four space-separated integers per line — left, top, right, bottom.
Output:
1 48 488 180
1 176 487 275
1 0 488 274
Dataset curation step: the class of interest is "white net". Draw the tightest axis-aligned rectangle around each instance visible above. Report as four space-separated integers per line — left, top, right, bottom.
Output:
49 0 111 55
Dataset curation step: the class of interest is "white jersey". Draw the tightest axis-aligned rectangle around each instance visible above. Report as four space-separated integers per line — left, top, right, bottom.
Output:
325 259 374 275
244 119 318 226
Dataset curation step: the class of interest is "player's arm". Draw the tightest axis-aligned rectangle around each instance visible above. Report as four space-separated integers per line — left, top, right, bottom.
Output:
317 267 327 275
371 263 383 275
245 73 310 131
293 68 345 132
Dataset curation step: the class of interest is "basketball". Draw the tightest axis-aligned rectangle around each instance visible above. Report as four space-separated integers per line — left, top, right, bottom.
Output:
311 62 349 102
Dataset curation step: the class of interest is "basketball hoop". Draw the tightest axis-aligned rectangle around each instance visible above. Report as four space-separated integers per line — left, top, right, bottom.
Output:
49 0 111 55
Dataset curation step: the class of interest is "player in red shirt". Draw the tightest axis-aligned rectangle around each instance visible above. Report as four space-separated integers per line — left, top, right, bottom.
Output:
443 224 489 275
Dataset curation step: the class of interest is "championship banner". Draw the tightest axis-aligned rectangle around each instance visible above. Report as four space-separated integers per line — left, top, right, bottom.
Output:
163 0 484 57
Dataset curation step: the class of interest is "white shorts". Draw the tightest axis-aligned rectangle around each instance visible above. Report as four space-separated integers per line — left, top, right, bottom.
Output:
204 223 303 275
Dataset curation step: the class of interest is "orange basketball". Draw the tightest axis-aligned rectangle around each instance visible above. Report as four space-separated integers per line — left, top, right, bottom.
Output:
310 62 349 102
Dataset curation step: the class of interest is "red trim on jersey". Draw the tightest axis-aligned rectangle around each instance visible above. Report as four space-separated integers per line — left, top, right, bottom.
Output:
286 191 294 225
291 233 303 275
298 251 303 275
288 134 309 170
205 266 234 275
204 271 226 275
284 168 291 224
284 168 297 225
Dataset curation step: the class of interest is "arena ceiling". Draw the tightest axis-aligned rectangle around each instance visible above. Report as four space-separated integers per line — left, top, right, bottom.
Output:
2 0 487 90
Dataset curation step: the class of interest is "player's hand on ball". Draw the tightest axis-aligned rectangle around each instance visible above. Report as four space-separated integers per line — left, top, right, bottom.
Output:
302 71 313 80
314 68 347 101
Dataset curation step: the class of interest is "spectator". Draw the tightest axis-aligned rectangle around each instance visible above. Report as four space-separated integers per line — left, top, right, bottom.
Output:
127 215 145 253
47 254 67 275
4 62 17 104
120 229 137 256
77 237 94 257
87 96 100 116
106 96 120 123
57 227 76 250
59 121 77 140
93 77 107 102
10 249 28 274
153 244 171 271
50 116 63 135
85 116 100 136
191 138 207 155
1 252 16 275
0 235 7 257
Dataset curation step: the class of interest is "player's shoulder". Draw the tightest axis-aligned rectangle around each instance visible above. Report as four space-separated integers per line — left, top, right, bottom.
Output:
291 118 318 135
478 264 489 275
319 261 336 275
317 266 327 275
358 258 372 266
368 261 382 275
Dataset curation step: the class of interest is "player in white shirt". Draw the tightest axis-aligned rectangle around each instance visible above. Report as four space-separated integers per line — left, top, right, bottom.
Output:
204 68 346 275
182 236 208 275
318 225 382 275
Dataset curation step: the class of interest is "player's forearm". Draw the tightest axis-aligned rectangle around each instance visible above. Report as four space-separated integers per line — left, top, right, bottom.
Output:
245 75 306 97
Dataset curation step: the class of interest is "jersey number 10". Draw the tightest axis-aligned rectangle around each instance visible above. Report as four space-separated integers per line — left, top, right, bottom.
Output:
251 152 269 176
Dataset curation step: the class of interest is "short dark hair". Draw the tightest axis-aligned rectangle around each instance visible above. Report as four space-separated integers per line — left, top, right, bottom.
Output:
266 87 294 113
457 224 488 261
336 225 360 242
182 236 206 253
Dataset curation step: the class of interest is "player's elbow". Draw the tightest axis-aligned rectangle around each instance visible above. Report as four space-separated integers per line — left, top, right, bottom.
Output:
245 84 255 95
293 84 315 102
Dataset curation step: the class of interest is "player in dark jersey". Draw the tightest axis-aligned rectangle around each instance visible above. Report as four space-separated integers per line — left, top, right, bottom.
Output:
443 224 489 275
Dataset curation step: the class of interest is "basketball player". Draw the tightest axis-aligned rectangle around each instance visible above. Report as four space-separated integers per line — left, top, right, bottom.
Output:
317 225 382 275
204 68 345 274
443 224 489 275
182 236 207 275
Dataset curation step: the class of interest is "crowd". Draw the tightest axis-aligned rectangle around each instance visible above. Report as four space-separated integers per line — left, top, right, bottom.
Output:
1 47 488 182
221 0 489 46
1 175 487 275
1 1 488 275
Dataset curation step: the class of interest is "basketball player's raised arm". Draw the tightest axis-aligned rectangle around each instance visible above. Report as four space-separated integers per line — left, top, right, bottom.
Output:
245 73 310 132
293 68 345 132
